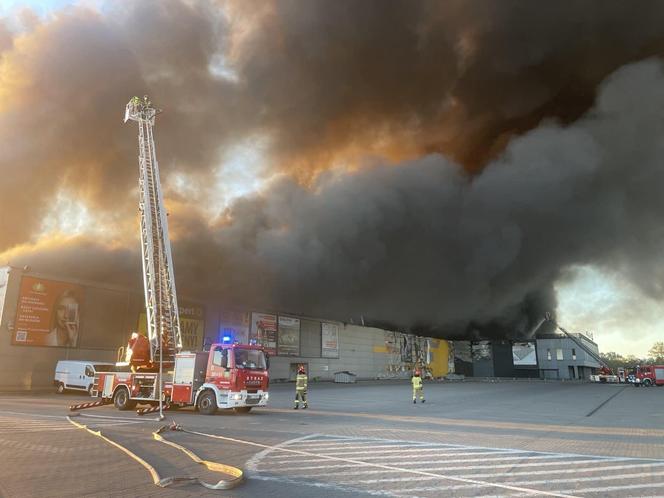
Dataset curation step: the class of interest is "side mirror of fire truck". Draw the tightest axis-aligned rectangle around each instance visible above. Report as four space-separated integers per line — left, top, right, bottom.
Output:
265 353 270 369
221 349 229 369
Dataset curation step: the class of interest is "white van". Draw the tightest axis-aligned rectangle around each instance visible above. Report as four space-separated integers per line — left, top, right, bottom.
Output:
54 361 114 395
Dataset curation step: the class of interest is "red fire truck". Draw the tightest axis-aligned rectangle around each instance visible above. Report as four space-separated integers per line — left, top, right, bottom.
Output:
93 340 269 414
84 98 270 416
632 365 664 387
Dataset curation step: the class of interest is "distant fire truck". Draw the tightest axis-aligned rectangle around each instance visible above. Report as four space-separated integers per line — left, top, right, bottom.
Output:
632 365 664 387
94 339 269 414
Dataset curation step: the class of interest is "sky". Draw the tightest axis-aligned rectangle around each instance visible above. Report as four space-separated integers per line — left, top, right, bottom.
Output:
0 0 73 17
2 1 664 358
556 267 662 357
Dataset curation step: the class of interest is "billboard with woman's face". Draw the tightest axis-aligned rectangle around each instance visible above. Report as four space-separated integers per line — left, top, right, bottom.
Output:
12 276 84 347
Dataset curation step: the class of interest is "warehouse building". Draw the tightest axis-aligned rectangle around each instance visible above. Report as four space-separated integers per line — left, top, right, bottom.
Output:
452 340 539 379
536 333 601 380
451 335 601 380
0 266 449 391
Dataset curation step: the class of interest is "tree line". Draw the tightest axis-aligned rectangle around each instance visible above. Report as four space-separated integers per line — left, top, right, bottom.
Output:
600 342 664 370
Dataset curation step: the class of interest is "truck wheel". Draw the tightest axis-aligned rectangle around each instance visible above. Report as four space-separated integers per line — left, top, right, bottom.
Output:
233 407 252 414
56 383 65 394
197 391 217 415
643 379 652 387
113 387 137 410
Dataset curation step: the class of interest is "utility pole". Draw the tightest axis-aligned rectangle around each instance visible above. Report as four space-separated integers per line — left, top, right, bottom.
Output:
124 96 182 420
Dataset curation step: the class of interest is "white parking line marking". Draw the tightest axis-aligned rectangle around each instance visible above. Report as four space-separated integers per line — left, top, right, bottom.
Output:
271 452 589 467
277 447 516 458
295 436 664 462
457 462 664 479
388 469 664 493
251 433 664 498
281 453 593 469
289 457 630 477
292 443 437 451
515 481 664 496
301 437 376 448
249 473 396 496
243 433 578 497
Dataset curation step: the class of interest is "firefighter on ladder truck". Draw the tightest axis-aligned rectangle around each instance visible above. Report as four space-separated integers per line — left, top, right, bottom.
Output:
70 96 269 416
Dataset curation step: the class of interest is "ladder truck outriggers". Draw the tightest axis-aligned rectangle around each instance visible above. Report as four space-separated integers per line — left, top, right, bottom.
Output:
75 96 269 416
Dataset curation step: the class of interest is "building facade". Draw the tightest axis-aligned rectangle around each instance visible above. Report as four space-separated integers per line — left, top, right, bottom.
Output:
0 266 449 391
451 335 601 380
452 340 540 379
536 334 601 380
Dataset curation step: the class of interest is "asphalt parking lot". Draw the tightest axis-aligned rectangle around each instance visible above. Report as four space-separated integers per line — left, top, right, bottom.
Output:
0 380 662 498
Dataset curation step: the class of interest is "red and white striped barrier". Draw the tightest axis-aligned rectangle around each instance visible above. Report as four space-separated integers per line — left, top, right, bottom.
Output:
137 404 170 416
69 399 112 411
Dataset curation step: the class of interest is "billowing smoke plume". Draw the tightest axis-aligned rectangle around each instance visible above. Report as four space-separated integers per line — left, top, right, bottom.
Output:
2 1 664 338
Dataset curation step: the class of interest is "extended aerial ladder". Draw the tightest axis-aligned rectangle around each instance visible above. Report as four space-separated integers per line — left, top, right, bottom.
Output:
124 96 182 369
541 312 613 373
72 97 267 419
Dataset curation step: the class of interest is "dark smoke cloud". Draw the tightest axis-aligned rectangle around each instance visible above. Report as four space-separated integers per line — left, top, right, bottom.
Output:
3 1 664 338
0 1 240 250
174 60 664 337
232 0 664 172
15 59 664 339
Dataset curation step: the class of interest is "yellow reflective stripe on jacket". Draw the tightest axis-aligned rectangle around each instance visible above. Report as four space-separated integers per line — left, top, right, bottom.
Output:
411 376 422 389
296 374 308 390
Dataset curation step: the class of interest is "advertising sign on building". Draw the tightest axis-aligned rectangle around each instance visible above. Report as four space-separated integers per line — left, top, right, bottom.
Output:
277 316 300 356
138 302 205 351
321 322 339 358
512 342 537 366
12 276 84 347
250 312 277 355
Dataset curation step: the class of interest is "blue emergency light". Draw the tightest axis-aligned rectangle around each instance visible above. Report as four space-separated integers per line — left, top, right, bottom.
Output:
220 327 234 344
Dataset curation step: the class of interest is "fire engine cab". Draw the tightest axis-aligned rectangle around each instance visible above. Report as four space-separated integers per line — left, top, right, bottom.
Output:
633 365 664 387
95 343 269 414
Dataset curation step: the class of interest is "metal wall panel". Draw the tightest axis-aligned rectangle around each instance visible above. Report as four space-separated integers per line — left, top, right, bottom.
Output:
300 318 322 358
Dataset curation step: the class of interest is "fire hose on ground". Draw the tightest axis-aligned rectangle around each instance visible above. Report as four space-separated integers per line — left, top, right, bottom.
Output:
67 417 576 497
66 415 244 490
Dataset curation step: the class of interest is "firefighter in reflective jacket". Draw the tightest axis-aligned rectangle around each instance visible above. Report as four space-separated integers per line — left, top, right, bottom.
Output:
294 365 308 409
412 369 425 404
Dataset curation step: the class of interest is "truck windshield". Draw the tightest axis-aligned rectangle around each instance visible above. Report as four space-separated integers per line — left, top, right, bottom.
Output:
234 349 267 370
